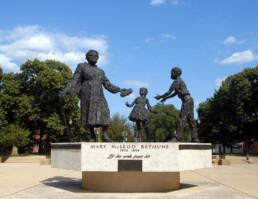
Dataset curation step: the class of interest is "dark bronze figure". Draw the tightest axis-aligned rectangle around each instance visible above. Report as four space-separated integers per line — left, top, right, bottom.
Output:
59 50 132 142
126 87 157 142
154 67 200 142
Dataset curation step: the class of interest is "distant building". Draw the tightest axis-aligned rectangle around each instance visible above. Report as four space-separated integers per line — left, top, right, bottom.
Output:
213 141 258 154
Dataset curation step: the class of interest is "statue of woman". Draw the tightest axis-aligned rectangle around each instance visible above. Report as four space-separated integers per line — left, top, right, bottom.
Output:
126 87 157 142
59 50 132 142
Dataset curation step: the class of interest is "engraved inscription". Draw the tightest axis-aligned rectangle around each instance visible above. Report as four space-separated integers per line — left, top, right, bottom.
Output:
107 153 150 159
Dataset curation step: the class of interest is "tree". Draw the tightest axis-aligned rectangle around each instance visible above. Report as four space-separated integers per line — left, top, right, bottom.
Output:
106 113 134 142
198 97 224 144
19 59 87 145
198 66 258 150
147 103 190 142
0 124 30 155
0 66 7 129
0 59 85 153
0 64 3 81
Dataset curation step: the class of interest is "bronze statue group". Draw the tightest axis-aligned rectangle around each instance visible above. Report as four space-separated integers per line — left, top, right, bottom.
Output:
59 50 200 143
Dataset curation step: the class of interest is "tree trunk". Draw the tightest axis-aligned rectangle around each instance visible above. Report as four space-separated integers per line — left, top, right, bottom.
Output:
11 145 18 155
38 134 43 154
24 146 29 156
223 144 226 153
38 127 44 154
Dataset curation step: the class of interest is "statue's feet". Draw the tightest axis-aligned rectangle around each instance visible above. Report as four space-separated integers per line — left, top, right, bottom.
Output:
90 133 96 142
102 132 113 142
146 134 150 142
190 137 200 143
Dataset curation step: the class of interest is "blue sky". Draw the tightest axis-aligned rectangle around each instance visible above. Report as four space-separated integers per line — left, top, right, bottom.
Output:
1 0 258 119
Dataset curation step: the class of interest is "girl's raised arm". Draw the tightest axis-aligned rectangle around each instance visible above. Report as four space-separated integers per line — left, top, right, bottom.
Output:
126 99 136 108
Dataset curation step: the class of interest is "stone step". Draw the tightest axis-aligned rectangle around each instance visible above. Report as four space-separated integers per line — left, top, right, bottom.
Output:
3 156 47 163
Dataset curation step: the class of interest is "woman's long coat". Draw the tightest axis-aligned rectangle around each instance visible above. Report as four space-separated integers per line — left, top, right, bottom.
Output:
63 63 121 127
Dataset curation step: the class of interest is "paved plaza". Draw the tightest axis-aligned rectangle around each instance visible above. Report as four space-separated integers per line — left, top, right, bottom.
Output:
0 156 257 199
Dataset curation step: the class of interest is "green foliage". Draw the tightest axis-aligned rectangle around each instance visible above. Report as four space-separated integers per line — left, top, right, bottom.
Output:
0 73 26 125
62 95 90 142
44 112 66 141
106 113 134 142
198 66 258 145
147 103 184 142
198 98 221 143
0 100 7 128
20 59 83 142
0 59 84 147
0 65 3 82
0 124 30 147
0 65 7 128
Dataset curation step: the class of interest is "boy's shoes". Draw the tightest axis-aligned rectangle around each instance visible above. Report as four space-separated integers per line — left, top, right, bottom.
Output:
169 137 180 142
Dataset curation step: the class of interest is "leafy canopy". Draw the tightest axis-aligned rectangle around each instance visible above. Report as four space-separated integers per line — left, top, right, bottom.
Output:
198 66 258 145
0 124 30 147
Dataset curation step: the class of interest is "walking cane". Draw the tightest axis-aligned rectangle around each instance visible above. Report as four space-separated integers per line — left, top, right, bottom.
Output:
59 97 72 142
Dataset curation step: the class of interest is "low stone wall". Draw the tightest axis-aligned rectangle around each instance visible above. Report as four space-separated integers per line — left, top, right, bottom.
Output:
51 142 212 172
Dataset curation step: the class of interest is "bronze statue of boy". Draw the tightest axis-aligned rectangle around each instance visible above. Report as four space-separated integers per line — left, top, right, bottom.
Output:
155 67 200 142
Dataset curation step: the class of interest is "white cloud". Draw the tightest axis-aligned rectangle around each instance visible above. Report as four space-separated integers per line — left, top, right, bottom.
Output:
0 25 109 72
171 0 186 6
150 0 165 5
161 33 176 39
0 54 19 72
171 0 179 5
216 50 258 65
215 77 227 87
224 36 236 44
3 25 40 41
145 37 155 43
223 36 245 44
123 80 150 88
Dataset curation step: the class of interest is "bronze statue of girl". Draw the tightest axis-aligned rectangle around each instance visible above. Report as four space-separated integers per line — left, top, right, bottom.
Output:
126 87 157 142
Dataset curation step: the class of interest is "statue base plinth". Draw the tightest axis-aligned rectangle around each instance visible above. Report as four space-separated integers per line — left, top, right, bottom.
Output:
82 171 180 192
51 142 211 192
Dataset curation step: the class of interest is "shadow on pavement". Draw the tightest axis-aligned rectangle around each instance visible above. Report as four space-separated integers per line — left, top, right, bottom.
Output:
180 183 197 190
41 176 86 193
42 176 198 194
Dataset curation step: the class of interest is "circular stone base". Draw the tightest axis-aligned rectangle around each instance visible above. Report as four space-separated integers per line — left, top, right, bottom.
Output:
82 171 180 192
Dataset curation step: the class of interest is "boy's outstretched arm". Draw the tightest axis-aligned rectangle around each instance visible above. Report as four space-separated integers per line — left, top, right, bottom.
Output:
154 84 174 100
160 92 176 102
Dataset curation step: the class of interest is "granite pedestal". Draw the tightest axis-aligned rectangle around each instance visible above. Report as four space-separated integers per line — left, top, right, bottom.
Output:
51 142 212 192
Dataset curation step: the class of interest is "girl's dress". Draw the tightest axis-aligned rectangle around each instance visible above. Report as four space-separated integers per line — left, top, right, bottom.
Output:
129 97 150 122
